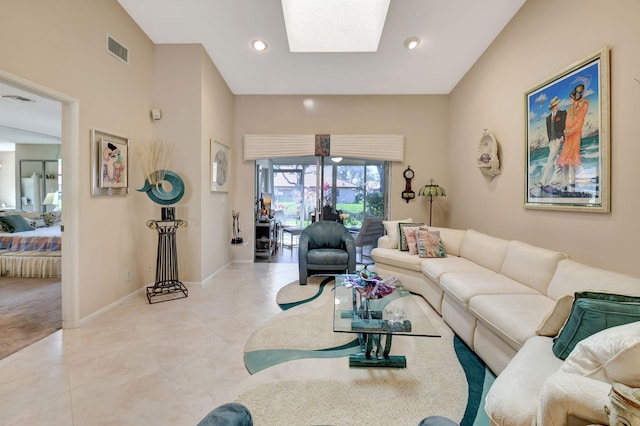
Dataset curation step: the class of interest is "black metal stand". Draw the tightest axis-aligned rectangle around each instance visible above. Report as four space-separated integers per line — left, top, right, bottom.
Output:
146 216 188 304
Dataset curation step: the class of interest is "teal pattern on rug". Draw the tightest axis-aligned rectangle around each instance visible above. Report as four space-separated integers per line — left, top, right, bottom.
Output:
454 335 495 426
277 276 334 311
246 280 495 425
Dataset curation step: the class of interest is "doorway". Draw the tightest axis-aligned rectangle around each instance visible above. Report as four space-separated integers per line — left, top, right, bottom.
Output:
0 69 80 332
255 156 388 262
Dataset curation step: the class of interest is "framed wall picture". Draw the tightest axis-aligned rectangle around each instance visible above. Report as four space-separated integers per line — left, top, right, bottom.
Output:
524 47 610 212
211 140 230 192
91 129 129 196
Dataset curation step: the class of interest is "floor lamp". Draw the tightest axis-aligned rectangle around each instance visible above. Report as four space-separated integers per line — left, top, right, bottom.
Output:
418 178 446 226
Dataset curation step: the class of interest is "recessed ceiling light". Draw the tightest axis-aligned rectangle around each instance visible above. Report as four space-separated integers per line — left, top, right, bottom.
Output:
251 40 268 51
403 37 421 50
281 0 391 53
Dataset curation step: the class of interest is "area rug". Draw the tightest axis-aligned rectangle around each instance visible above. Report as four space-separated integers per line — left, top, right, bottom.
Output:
0 277 62 360
241 277 495 425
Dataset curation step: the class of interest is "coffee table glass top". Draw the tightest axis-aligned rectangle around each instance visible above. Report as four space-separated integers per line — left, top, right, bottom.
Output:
333 274 440 338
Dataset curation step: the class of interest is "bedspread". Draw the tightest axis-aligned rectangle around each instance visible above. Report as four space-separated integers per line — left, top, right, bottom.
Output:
0 226 62 252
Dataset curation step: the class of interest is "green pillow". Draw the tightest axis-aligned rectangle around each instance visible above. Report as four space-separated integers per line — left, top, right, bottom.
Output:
552 292 640 360
0 215 35 233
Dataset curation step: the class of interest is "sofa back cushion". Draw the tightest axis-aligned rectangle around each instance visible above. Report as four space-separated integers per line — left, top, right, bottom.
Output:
427 227 466 256
501 241 567 294
459 229 509 272
546 259 640 300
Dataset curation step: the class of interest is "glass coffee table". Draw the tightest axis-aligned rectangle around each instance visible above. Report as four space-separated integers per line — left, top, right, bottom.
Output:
333 274 441 367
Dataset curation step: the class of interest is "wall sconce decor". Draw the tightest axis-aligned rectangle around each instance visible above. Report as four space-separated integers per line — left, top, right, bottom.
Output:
477 129 501 180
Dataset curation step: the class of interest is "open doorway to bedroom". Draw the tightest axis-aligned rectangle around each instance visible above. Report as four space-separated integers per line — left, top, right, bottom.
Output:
0 77 63 360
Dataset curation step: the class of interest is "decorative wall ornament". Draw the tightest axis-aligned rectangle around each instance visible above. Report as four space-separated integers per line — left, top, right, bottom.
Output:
211 140 230 192
477 129 501 180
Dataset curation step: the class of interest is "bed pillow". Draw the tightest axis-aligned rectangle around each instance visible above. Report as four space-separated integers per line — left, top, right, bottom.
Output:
552 292 640 360
416 229 446 258
382 218 412 249
398 222 425 251
535 294 575 337
561 321 640 387
0 215 35 233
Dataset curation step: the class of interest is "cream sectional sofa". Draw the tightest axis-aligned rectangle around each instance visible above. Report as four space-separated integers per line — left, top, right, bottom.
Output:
370 225 640 425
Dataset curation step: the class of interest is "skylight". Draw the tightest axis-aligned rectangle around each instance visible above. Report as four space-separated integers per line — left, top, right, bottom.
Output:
281 0 390 53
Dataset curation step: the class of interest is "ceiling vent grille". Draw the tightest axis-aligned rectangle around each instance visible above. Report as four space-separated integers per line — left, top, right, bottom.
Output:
106 34 128 64
1 95 35 103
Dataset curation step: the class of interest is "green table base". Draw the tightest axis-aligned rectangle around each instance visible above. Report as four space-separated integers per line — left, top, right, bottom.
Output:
349 354 407 368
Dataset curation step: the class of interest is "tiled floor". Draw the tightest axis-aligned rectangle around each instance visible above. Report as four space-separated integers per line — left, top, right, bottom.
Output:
0 262 302 426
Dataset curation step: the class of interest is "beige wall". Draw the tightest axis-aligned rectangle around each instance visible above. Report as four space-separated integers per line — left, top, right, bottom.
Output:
152 44 235 281
232 95 449 261
0 0 156 319
448 0 640 277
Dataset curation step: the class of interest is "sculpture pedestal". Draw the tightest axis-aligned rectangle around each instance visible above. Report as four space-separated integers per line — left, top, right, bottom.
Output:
146 215 188 304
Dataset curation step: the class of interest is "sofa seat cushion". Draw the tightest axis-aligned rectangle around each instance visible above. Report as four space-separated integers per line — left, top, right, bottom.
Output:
470 294 555 350
485 336 564 426
371 247 422 272
439 272 539 308
420 256 491 285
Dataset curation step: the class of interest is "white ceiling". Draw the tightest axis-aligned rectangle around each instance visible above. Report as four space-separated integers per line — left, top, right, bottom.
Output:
117 0 526 95
0 0 525 147
0 81 61 149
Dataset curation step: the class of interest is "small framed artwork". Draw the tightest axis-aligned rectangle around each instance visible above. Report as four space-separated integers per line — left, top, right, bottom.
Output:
211 140 230 192
524 47 610 212
91 129 129 196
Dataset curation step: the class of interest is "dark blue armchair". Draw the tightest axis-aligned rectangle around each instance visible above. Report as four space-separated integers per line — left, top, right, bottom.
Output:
298 221 356 285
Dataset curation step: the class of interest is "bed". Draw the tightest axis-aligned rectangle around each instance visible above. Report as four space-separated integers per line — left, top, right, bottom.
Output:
0 216 62 278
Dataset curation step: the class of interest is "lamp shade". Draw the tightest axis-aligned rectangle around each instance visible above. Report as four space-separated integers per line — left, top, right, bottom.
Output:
418 178 446 197
42 192 59 205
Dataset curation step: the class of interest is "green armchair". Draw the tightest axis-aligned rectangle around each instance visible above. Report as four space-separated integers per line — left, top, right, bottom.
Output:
298 221 356 285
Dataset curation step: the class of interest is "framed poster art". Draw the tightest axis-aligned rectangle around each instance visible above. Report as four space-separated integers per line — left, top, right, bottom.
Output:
211 140 230 192
524 47 610 212
91 129 129 196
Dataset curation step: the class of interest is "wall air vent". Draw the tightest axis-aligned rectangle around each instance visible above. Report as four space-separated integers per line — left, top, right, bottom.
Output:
1 95 35 103
106 34 129 64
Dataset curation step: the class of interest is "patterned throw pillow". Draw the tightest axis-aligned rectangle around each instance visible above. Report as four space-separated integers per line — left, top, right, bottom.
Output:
42 211 62 226
416 229 446 258
398 222 425 251
405 225 428 255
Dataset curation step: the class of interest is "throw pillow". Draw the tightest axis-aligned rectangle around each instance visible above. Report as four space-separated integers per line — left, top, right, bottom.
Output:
552 292 640 360
382 218 412 249
416 229 446 258
535 294 575 337
30 218 48 228
0 215 34 233
405 225 428 255
398 222 425 251
42 211 62 226
561 321 640 387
